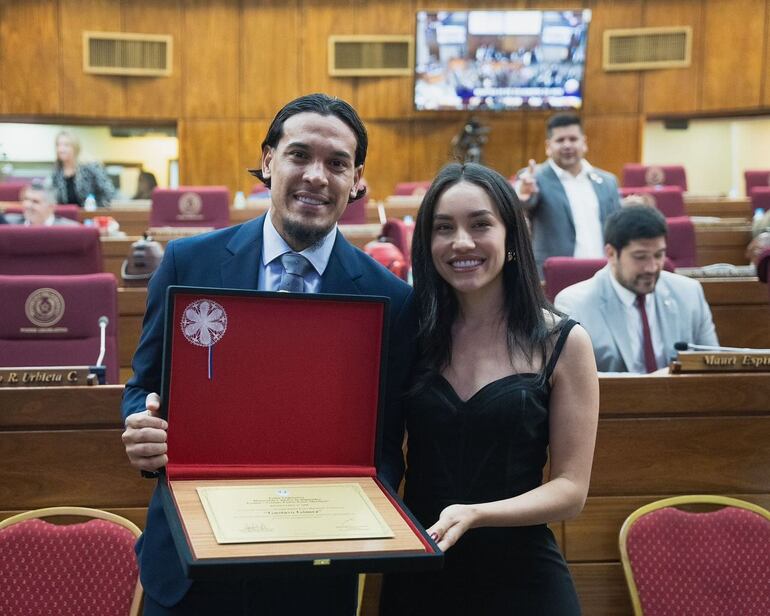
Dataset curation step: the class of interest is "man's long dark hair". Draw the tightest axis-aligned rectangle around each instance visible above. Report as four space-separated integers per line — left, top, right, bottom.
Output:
248 93 368 202
411 163 561 387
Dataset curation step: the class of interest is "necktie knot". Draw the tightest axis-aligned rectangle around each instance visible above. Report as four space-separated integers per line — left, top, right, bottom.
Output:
278 253 313 292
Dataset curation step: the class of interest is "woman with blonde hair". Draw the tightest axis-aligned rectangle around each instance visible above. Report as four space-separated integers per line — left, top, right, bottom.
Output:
51 130 114 208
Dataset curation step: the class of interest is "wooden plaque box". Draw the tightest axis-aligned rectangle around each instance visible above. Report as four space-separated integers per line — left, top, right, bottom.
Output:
158 287 441 579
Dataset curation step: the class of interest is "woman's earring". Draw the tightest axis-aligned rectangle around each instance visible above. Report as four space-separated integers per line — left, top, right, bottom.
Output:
507 250 515 262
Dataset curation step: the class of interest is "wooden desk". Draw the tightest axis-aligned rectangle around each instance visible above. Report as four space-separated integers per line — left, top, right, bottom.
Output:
701 278 770 348
685 195 751 219
694 222 752 265
3 374 767 616
0 385 154 529
564 373 770 616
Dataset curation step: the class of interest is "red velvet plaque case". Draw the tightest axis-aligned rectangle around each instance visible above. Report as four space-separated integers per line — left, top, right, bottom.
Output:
158 286 441 579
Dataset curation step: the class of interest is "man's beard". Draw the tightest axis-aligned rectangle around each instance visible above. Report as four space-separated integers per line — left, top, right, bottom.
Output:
283 217 334 250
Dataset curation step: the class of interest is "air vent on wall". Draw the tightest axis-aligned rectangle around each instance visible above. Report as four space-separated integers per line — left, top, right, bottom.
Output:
328 35 413 77
603 27 691 72
83 31 172 77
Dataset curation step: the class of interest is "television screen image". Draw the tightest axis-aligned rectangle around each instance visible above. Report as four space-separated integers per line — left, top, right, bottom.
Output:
415 10 592 111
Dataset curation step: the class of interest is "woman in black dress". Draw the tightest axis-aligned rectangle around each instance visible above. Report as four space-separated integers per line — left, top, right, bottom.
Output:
382 163 599 615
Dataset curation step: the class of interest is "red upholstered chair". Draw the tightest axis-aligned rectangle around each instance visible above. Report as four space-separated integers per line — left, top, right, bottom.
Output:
543 257 607 302
0 226 102 274
665 216 697 268
751 187 770 217
338 193 369 224
380 218 415 265
0 273 119 383
620 495 770 616
745 169 770 198
393 181 431 196
0 506 142 616
150 186 230 229
0 180 29 201
2 204 81 222
619 186 686 218
623 164 688 191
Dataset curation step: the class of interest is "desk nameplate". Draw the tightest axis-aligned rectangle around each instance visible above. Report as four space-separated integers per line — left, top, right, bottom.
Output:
672 352 770 373
0 366 97 387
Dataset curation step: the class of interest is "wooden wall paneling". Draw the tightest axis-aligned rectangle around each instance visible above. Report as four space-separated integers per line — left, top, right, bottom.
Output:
238 119 270 195
641 0 704 115
0 0 60 115
182 0 239 119
482 114 526 180
409 118 464 185
581 0 643 116
354 0 415 120
59 0 124 117
582 114 640 178
764 0 770 106
570 562 633 616
701 0 766 111
299 0 355 104
364 120 414 200
522 111 550 167
121 0 183 119
590 416 770 495
240 0 301 119
178 119 241 189
566 494 770 563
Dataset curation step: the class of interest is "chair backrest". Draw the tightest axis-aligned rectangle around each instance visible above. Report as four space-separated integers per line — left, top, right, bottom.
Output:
0 506 142 616
393 181 431 197
150 186 230 229
0 226 102 274
380 217 415 265
543 257 607 302
665 216 697 268
623 164 688 191
2 204 81 222
745 169 770 198
338 193 369 224
620 495 770 616
0 181 30 201
619 186 686 218
751 187 770 216
0 273 119 383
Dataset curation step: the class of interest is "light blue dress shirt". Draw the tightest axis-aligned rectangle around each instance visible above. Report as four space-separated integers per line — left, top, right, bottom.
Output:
258 211 337 293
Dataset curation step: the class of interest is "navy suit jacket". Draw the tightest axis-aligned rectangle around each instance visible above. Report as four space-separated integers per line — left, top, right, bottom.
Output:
122 215 416 607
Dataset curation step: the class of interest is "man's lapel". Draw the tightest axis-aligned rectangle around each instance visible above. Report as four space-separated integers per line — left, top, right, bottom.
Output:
597 267 637 371
320 230 363 294
654 275 679 354
220 215 264 289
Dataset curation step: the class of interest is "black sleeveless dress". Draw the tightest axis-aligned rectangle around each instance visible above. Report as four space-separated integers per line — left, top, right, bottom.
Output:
381 320 581 616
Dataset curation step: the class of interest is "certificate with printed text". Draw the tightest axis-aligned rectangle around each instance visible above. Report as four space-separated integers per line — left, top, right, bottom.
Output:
197 483 395 544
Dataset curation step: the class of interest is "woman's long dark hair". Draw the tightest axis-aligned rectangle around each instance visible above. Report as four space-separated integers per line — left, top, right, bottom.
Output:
411 162 562 387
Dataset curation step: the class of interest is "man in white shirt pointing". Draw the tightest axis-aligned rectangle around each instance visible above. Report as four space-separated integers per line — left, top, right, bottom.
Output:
515 114 621 277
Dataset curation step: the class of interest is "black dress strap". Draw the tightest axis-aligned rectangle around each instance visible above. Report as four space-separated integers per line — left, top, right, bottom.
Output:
545 319 577 380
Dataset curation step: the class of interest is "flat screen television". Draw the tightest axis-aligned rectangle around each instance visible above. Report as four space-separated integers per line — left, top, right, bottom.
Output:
415 10 591 111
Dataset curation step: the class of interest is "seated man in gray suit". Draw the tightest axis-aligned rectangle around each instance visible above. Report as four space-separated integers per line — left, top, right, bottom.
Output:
6 180 79 226
555 205 718 373
515 114 621 277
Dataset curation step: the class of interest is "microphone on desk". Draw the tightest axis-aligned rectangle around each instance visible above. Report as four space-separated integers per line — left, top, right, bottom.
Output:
674 341 769 353
95 316 109 367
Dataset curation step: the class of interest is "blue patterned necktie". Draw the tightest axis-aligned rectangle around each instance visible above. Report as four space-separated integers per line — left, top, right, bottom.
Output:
277 252 313 293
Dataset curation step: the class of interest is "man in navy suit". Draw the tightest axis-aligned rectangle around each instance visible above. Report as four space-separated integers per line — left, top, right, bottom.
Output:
121 93 415 615
514 114 621 277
